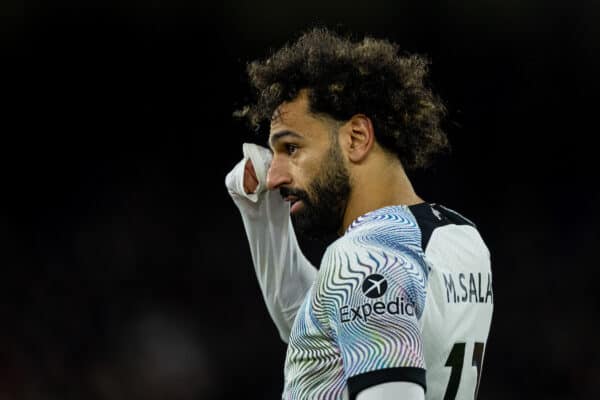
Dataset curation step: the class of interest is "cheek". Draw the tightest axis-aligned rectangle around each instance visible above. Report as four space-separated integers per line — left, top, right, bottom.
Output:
291 144 331 190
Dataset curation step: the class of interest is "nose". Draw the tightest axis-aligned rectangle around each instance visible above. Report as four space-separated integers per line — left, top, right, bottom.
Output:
266 155 292 190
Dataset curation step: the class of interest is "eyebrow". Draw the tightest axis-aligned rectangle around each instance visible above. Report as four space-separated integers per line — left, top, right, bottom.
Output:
269 130 303 149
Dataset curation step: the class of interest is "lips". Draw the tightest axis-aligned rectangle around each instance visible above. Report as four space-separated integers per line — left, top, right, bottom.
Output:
290 199 304 214
284 195 304 214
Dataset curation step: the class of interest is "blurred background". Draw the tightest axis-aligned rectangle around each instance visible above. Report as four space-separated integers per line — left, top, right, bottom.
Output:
1 0 598 399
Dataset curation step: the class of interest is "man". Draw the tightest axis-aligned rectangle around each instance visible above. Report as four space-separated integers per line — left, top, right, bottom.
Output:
226 28 493 400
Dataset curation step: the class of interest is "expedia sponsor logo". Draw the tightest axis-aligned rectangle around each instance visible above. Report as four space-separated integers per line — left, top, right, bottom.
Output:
362 274 387 298
340 274 415 323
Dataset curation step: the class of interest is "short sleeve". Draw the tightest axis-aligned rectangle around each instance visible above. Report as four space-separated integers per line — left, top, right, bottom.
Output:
316 234 428 397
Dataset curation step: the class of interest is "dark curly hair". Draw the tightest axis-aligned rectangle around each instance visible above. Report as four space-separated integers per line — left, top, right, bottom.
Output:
236 27 449 170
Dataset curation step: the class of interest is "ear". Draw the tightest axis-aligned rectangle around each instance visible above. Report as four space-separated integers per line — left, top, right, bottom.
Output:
344 114 375 163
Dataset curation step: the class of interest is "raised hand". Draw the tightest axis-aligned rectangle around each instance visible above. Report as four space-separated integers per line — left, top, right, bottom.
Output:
243 158 259 194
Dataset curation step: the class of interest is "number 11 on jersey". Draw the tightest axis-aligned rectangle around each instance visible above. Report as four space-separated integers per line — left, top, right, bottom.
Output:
443 342 485 400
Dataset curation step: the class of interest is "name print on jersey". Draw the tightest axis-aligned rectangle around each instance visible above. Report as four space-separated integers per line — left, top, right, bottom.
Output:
339 273 417 323
442 272 493 304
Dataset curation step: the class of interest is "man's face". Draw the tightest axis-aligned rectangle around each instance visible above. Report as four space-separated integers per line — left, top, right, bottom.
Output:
267 92 351 239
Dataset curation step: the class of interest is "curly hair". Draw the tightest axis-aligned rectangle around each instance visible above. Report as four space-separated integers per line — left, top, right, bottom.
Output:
237 27 449 170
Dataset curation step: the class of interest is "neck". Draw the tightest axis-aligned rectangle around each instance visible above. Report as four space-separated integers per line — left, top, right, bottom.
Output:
340 157 423 235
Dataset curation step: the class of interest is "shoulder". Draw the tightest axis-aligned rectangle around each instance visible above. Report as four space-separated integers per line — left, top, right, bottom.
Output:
341 205 426 262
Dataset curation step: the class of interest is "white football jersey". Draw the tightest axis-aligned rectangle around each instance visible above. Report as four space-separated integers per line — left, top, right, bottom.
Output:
282 204 493 399
225 148 493 400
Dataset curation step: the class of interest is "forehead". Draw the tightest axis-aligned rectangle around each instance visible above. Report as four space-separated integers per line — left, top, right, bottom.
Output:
270 92 312 133
269 91 335 142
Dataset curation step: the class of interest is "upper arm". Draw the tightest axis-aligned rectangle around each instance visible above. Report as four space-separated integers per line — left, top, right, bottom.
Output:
317 236 429 399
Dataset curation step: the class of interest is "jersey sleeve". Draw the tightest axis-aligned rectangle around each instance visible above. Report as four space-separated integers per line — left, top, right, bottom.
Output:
316 233 428 398
225 143 317 343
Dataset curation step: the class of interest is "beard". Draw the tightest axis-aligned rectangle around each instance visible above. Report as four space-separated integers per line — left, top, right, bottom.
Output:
280 140 351 241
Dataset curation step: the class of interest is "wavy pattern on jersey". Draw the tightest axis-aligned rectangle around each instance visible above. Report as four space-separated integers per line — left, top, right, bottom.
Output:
284 282 346 400
283 247 364 400
283 206 428 399
347 206 428 314
348 206 428 278
327 243 426 380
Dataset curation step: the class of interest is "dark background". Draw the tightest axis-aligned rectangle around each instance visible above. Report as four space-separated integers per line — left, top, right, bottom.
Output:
1 1 598 399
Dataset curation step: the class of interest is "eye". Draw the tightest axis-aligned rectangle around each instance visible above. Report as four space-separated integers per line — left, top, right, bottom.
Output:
285 143 298 155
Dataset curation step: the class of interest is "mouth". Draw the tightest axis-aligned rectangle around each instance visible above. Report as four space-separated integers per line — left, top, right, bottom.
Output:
284 195 304 214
